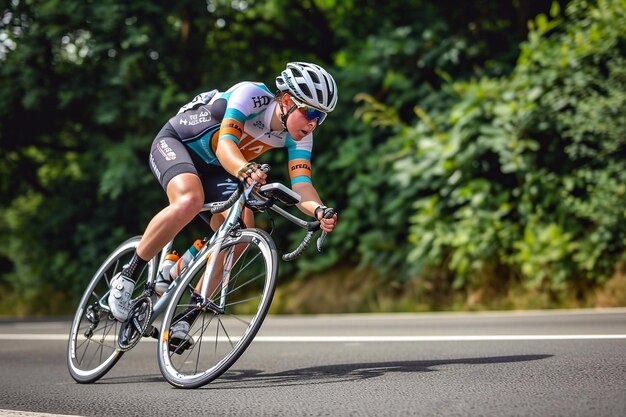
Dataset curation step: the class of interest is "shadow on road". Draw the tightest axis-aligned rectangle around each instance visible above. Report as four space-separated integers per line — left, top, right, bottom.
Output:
95 354 552 388
207 354 553 390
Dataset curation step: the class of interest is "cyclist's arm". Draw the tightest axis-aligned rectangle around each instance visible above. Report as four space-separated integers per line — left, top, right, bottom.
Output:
293 182 323 218
215 82 271 181
285 136 335 225
215 139 249 179
294 182 337 233
214 112 266 183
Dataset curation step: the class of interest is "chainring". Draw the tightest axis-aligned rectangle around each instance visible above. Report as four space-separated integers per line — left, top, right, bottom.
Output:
117 295 153 351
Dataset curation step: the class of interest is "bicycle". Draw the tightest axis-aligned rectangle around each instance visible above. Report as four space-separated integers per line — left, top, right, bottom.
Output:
67 164 335 388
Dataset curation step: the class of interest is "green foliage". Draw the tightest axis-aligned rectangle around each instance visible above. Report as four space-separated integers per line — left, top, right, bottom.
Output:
322 0 530 283
4 0 621 314
351 0 626 302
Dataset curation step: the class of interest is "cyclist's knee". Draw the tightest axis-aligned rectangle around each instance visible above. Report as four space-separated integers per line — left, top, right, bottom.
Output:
166 174 204 219
171 192 204 220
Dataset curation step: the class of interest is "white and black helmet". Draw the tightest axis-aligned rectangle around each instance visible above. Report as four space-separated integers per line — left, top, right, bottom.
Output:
276 62 338 112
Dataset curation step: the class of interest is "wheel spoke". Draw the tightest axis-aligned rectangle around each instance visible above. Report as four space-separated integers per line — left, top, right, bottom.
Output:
219 271 266 302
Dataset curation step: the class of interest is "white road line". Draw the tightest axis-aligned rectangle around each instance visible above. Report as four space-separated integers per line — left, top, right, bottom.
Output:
1 334 626 342
254 335 626 342
0 410 80 417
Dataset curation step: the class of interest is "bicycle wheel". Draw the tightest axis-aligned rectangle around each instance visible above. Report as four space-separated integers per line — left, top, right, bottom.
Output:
157 228 278 388
67 236 155 383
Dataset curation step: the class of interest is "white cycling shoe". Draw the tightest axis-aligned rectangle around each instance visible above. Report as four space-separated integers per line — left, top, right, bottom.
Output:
108 273 135 322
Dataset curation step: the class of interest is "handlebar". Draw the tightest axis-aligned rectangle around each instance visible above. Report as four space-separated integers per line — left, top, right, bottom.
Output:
209 182 243 214
254 190 334 262
277 205 322 261
279 207 337 261
205 163 334 261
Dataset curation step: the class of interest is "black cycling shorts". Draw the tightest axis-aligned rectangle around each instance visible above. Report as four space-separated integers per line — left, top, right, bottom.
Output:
148 122 238 203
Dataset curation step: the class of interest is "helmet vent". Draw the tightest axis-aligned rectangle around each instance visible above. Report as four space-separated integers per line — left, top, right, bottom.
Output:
309 72 320 84
300 84 312 98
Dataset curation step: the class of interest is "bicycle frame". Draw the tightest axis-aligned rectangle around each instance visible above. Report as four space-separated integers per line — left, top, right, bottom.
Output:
133 181 253 328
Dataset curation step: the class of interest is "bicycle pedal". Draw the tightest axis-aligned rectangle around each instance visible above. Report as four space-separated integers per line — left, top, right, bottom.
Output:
169 342 193 355
169 337 194 354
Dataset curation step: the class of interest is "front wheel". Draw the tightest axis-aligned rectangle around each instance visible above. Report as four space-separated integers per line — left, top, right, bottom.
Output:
157 228 278 388
67 236 154 383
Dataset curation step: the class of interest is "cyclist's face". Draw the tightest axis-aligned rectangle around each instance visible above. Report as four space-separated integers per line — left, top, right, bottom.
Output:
284 95 319 140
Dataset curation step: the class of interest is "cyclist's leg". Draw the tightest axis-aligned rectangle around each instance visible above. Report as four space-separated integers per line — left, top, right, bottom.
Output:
138 132 205 261
135 173 204 259
109 126 204 321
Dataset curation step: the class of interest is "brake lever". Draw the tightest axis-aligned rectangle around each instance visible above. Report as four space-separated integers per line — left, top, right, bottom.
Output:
316 208 337 252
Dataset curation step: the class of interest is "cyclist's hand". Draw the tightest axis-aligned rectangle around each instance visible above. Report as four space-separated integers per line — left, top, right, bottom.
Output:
316 207 338 233
248 168 267 188
240 163 267 188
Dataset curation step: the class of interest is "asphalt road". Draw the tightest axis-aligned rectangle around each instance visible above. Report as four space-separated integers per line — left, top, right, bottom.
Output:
0 309 625 417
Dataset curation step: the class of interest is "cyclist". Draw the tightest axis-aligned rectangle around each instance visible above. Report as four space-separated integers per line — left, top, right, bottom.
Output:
108 62 339 334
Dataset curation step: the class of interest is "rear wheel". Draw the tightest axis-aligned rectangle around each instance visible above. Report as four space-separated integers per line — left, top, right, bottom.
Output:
67 236 155 383
157 228 278 388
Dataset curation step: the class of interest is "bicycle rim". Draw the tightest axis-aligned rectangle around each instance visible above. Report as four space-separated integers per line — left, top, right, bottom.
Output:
158 228 278 389
67 236 154 383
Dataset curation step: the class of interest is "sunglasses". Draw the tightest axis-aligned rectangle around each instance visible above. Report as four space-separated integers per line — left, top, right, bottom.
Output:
290 96 327 125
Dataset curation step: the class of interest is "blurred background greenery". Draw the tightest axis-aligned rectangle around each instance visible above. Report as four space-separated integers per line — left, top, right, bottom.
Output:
1 0 624 315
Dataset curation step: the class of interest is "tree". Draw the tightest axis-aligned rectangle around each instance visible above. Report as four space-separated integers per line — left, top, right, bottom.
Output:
0 0 572 314
351 0 626 308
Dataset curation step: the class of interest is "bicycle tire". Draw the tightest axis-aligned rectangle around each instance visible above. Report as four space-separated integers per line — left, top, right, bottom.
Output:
157 228 278 388
67 236 155 383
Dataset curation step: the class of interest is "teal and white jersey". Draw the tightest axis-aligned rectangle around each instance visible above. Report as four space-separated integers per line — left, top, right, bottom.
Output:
167 81 313 185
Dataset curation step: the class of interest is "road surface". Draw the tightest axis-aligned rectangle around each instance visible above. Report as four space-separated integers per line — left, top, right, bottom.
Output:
0 309 624 416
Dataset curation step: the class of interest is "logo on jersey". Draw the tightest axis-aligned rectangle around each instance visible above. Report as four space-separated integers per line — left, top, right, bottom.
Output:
178 106 212 126
251 96 271 108
158 139 177 161
223 122 243 134
291 163 311 171
149 154 162 181
264 130 283 139
239 138 268 155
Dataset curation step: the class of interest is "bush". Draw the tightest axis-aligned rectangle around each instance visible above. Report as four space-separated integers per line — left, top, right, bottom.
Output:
352 0 626 304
